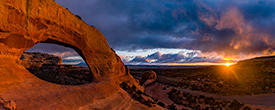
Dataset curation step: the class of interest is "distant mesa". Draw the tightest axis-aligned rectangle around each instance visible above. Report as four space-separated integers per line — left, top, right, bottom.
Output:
20 52 92 85
20 52 62 68
75 61 88 67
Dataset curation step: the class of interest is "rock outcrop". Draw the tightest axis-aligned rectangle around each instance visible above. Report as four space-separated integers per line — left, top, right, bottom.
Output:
20 52 93 85
0 97 16 110
141 70 157 87
0 0 144 109
20 52 62 68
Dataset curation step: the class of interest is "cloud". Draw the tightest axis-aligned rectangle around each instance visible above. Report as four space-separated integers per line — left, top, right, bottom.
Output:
26 43 85 64
126 51 227 64
24 0 275 64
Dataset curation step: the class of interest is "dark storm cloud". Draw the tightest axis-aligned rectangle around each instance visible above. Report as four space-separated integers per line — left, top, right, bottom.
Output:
26 43 80 59
55 0 200 50
129 51 225 64
55 0 275 58
26 43 75 53
26 0 275 64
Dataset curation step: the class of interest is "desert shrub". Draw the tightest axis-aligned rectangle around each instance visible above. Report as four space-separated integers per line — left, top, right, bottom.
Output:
157 101 165 107
216 105 222 110
154 98 158 102
75 15 82 20
243 106 252 110
186 96 196 104
204 106 210 110
221 100 228 107
132 85 136 90
204 97 215 105
195 105 201 110
199 95 206 99
228 99 244 110
137 90 143 95
168 103 177 110
182 92 188 97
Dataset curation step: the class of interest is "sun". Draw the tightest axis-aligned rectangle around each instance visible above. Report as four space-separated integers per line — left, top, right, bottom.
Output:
225 62 231 67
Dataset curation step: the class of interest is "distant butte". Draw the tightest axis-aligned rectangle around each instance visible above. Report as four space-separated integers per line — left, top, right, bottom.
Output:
0 0 162 109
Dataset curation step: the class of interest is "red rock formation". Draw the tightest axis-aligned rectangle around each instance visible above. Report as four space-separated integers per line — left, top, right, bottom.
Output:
20 52 62 68
0 0 146 109
141 70 157 86
0 97 16 110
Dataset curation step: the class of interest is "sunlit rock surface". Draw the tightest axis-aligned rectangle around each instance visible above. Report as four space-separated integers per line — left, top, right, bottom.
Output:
0 97 16 110
0 0 147 109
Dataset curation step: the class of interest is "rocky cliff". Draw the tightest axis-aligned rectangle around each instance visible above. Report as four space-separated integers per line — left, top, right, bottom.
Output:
0 0 153 109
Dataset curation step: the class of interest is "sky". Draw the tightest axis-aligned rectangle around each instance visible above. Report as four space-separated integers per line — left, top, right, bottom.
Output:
27 0 275 65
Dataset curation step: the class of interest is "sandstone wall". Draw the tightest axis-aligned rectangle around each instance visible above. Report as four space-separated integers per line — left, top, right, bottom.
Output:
0 0 132 82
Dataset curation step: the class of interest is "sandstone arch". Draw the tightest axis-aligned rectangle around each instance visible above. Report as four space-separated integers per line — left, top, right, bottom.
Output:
0 0 129 84
0 0 140 109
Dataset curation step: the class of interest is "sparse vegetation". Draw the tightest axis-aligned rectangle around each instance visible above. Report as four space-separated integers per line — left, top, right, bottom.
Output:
157 101 165 107
131 61 275 96
27 64 92 85
228 99 244 110
75 15 82 20
129 56 275 109
120 82 158 107
167 88 251 110
167 103 177 110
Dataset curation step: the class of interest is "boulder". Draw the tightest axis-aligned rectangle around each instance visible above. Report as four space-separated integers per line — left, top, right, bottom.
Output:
141 70 157 87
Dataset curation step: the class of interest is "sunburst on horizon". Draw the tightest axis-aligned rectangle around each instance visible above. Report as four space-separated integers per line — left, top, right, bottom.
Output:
225 62 231 67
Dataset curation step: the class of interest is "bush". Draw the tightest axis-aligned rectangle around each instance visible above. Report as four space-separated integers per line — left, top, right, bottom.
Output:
243 106 252 110
168 103 177 110
137 90 143 95
132 85 136 90
204 97 215 105
228 99 244 110
199 95 206 99
157 101 165 107
75 15 82 20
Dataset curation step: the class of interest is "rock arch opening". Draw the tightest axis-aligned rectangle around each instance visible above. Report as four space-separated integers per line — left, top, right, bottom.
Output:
20 40 93 85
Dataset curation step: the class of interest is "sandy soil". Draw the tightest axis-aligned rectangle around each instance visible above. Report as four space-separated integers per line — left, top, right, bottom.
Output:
145 83 189 110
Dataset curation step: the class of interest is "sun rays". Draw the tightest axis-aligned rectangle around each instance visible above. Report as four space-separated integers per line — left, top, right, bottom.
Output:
225 62 231 67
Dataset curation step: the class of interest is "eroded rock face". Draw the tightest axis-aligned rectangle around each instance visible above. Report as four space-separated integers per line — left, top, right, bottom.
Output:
20 52 62 68
141 70 157 87
0 97 16 110
0 0 141 109
0 0 129 82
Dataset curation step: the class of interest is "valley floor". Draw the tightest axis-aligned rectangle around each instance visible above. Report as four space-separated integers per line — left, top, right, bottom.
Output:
146 82 275 110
